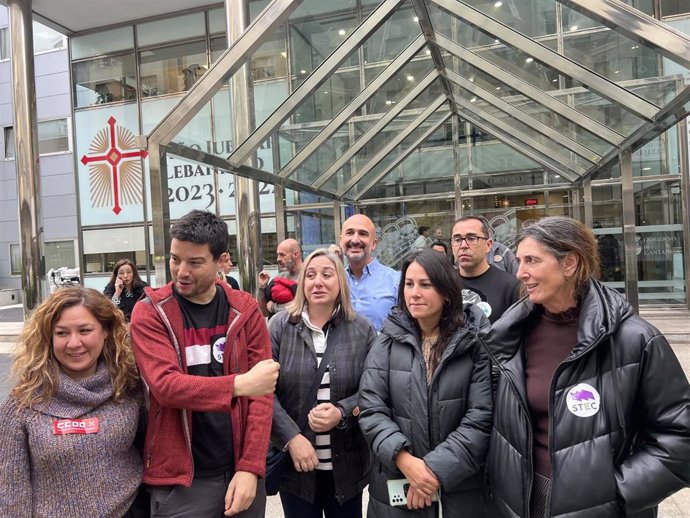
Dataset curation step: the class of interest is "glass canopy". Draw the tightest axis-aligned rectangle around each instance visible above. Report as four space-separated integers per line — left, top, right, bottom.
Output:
145 0 690 203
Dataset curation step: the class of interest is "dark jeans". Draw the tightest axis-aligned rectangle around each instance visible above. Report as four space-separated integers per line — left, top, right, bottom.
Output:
150 472 266 518
280 470 362 518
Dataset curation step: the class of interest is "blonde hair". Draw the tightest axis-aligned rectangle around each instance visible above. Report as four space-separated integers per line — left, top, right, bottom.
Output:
286 248 355 321
11 287 140 409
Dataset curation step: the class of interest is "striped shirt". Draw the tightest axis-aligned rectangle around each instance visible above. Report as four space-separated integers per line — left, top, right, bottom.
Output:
302 311 333 471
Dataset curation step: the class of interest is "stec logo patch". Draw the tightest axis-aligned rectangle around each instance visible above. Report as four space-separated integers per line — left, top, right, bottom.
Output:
566 383 600 418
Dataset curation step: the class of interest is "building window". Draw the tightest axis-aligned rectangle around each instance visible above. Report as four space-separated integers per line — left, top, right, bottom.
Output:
10 241 76 276
3 120 70 158
4 127 15 158
139 40 207 97
9 243 21 275
37 119 70 154
33 22 66 54
0 27 8 60
45 240 76 270
661 0 690 16
72 54 137 107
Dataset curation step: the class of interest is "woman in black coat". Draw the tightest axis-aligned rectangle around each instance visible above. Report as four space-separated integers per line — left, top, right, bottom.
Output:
103 259 147 322
359 249 493 517
485 216 690 518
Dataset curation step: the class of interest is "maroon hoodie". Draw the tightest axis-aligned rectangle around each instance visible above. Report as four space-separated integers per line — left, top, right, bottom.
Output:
130 280 273 487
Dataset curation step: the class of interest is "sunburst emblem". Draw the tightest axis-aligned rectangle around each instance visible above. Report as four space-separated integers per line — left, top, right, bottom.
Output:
80 116 148 215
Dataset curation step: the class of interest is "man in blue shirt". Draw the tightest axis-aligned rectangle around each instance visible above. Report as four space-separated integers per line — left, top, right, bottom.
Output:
340 214 400 331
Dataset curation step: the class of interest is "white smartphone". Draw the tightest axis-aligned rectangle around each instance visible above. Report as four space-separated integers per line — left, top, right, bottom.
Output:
387 478 439 507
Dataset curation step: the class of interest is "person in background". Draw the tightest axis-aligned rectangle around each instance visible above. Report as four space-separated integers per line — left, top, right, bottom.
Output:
359 249 493 517
219 252 241 290
269 248 377 518
433 227 444 242
258 239 303 318
339 214 400 332
131 210 278 518
413 226 431 250
479 217 518 275
451 216 520 324
486 216 690 518
430 240 449 257
0 287 144 518
103 259 148 322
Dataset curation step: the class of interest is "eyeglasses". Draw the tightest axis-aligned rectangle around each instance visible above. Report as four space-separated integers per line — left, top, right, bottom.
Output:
450 234 488 246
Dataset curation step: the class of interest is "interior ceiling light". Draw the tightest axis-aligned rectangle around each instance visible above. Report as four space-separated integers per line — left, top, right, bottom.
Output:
525 57 533 63
495 86 501 90
494 39 500 44
631 45 640 50
386 100 392 105
406 75 415 81
552 78 558 82
280 51 287 58
494 1 503 6
338 29 347 36
300 69 306 74
642 167 652 170
425 49 431 55
470 97 477 102
570 25 579 31
413 16 419 22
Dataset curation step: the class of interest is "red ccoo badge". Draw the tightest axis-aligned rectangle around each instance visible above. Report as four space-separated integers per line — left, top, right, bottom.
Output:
52 418 100 435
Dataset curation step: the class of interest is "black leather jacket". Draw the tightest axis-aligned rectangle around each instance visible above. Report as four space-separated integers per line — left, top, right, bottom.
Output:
484 280 690 518
359 305 493 517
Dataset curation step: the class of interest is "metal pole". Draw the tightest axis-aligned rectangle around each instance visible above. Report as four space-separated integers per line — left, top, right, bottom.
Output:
452 113 462 219
8 0 43 311
678 118 690 310
227 0 262 295
620 148 639 311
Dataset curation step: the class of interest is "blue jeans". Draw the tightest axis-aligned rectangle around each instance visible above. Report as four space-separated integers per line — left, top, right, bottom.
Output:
279 470 362 518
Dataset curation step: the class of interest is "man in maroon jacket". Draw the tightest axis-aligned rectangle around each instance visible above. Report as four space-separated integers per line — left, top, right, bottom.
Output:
131 210 279 517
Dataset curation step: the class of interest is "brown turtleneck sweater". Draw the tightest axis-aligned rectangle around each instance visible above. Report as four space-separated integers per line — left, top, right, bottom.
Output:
524 306 580 477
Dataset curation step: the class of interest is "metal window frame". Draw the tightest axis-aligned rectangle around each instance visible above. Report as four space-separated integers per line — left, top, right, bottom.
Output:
277 33 427 179
228 0 405 167
411 0 457 113
559 0 690 71
435 34 624 146
337 94 448 196
431 0 659 121
145 0 302 148
312 69 440 189
444 69 600 163
453 95 584 179
354 114 451 199
454 101 579 182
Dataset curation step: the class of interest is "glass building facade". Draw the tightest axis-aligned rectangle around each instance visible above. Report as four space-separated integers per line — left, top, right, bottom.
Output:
6 0 690 307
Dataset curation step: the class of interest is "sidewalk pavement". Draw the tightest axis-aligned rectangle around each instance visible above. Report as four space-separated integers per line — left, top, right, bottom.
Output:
1 303 689 517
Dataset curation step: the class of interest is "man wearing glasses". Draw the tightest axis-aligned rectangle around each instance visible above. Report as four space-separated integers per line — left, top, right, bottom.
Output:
451 216 520 324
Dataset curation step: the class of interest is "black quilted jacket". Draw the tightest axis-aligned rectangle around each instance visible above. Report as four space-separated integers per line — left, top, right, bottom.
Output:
484 280 690 518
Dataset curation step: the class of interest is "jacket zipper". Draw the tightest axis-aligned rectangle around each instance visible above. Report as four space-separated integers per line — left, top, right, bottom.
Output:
476 334 534 516
545 332 606 517
146 406 162 469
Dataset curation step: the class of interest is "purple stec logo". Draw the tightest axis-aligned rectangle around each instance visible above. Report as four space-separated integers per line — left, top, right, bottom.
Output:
570 389 595 402
566 383 600 418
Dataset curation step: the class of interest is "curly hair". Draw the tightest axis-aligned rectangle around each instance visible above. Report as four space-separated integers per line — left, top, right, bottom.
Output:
11 287 140 409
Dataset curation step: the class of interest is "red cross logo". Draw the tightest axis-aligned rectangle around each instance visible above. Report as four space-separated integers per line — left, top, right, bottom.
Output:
81 117 148 215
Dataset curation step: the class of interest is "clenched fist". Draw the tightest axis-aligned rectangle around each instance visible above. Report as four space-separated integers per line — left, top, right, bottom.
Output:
234 359 280 396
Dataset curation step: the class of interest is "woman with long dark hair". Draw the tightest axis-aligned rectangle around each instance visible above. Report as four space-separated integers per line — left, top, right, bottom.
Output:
103 259 147 322
359 248 492 517
486 216 690 517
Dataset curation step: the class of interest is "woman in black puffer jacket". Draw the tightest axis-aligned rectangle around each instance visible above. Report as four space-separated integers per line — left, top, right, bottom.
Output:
485 216 690 518
359 249 493 518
